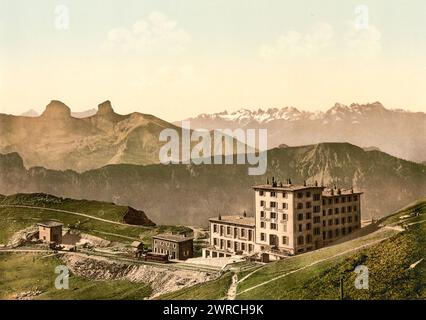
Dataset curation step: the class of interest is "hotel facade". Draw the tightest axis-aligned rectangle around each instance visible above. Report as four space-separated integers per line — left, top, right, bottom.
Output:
203 178 362 259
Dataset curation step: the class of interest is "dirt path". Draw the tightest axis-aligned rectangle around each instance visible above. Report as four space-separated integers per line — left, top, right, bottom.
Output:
236 234 395 297
0 205 131 226
226 273 238 300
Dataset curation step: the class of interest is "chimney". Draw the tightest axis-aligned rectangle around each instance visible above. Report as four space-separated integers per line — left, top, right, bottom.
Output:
337 188 341 195
303 180 307 187
218 213 222 221
315 180 318 187
288 179 292 185
243 211 247 217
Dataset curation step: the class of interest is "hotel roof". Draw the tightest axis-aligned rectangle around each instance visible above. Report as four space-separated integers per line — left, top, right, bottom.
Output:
209 215 255 227
322 188 363 196
252 184 325 192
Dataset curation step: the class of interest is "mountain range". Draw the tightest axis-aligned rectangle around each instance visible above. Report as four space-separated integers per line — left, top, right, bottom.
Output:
1 143 425 225
1 100 245 172
178 102 426 163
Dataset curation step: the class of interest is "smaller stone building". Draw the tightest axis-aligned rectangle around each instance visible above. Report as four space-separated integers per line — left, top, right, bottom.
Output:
38 221 63 244
152 233 193 260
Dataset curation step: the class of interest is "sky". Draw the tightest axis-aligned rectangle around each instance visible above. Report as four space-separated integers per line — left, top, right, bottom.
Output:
0 0 426 121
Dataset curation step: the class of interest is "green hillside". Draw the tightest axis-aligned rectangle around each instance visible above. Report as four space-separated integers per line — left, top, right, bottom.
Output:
0 253 152 300
0 193 190 246
158 199 426 300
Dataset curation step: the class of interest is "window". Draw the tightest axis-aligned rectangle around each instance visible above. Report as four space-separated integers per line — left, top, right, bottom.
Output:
335 208 340 214
241 228 246 237
227 240 231 248
306 202 312 209
341 207 346 213
297 236 304 245
348 206 352 212
306 191 311 198
348 216 352 223
270 201 276 208
260 211 265 218
328 219 333 226
328 209 333 215
282 213 288 221
306 212 312 219
314 194 321 201
354 195 358 201
249 244 254 252
348 196 352 202
270 223 278 230
306 234 312 244
314 216 321 224
270 212 277 219
322 232 326 240
342 228 346 235
335 197 340 204
260 200 265 206
213 224 218 233
260 221 266 228
342 197 346 203
297 192 303 198
282 203 288 209
313 206 321 213
322 220 326 227
306 223 312 230
322 199 326 205
259 190 264 196
335 218 340 225
348 227 353 233
297 203 303 209
342 217 346 224
328 199 333 205
322 210 326 217
241 243 246 251
298 224 303 232
270 191 276 197
282 192 288 198
260 233 266 241
314 227 321 235
282 236 288 245
213 238 218 246
298 213 304 221
354 205 358 212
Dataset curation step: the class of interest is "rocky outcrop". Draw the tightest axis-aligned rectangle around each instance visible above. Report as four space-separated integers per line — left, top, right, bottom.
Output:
123 207 156 226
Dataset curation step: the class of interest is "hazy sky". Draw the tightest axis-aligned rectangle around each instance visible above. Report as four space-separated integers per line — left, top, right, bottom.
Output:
1 0 426 121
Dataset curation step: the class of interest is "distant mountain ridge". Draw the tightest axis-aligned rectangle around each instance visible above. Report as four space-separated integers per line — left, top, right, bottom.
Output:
0 100 246 172
1 142 425 225
177 102 426 163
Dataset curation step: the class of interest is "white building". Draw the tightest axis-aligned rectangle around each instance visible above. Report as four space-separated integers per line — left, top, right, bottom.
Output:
203 178 362 260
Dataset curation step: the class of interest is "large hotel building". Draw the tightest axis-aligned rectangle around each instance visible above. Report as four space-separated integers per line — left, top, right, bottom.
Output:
203 178 362 260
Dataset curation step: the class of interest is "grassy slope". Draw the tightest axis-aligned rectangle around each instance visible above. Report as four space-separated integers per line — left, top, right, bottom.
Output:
156 273 233 300
0 193 190 246
0 252 152 300
157 199 426 300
